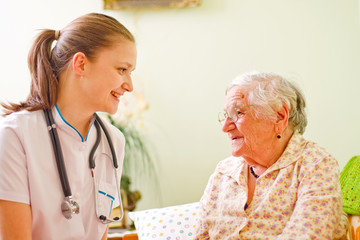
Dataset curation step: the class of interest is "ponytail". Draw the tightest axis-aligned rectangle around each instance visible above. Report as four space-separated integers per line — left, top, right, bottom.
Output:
28 29 59 109
1 29 58 115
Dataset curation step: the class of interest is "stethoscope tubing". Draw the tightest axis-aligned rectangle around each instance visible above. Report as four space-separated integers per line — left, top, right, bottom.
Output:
89 119 102 169
44 109 72 197
91 114 124 223
93 114 118 169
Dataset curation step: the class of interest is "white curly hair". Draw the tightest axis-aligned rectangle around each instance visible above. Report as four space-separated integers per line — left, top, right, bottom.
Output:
227 71 307 134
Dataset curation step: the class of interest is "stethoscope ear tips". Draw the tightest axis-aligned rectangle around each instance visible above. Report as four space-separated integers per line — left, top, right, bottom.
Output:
61 197 80 219
98 215 121 223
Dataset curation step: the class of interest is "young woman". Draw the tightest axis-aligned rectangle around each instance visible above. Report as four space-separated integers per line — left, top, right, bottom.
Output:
0 13 137 239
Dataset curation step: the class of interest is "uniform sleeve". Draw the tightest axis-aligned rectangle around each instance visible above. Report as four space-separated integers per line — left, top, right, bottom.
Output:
0 119 30 204
277 154 348 239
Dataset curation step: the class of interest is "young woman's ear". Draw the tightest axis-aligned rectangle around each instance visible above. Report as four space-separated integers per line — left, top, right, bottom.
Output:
275 103 289 134
72 52 87 76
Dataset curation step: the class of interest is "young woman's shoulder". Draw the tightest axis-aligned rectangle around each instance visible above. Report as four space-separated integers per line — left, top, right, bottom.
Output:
1 109 44 131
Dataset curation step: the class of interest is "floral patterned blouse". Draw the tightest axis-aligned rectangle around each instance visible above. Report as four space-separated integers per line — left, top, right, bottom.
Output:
194 133 348 240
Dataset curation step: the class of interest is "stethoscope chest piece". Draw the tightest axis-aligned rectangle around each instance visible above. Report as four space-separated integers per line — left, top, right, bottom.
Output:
61 196 80 219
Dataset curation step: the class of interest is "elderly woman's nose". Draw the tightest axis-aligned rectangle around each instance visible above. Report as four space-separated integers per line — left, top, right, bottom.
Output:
222 117 235 132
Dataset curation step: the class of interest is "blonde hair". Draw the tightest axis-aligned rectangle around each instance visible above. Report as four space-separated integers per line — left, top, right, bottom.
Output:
2 13 135 116
228 72 307 134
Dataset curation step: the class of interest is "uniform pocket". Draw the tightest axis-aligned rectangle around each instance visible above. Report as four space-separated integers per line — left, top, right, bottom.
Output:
96 181 118 219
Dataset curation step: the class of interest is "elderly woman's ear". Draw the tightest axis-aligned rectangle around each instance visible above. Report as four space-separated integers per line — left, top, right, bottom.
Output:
274 103 290 135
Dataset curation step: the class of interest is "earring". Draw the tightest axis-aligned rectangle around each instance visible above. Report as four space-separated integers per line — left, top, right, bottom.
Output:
277 134 281 139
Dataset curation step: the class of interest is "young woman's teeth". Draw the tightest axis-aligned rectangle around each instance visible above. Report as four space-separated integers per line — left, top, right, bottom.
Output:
111 91 120 98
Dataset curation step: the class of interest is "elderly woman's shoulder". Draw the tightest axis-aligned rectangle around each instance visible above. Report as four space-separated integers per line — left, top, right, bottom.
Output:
302 138 336 163
292 137 340 176
215 156 245 173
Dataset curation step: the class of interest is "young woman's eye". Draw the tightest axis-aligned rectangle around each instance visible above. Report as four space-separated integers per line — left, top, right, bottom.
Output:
118 68 126 74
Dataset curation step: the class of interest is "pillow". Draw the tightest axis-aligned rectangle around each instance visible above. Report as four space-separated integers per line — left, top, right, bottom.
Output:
129 202 199 240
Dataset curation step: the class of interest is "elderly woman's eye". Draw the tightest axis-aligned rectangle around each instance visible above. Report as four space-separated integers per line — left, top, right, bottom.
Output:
236 110 243 115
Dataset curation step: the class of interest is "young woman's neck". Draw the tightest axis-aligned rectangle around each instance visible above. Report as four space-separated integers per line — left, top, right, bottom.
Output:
56 87 94 139
56 71 95 139
56 101 94 139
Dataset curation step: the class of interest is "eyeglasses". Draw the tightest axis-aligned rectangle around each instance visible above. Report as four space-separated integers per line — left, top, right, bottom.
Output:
218 105 252 125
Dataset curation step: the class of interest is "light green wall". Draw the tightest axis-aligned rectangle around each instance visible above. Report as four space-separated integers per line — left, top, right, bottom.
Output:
1 0 359 210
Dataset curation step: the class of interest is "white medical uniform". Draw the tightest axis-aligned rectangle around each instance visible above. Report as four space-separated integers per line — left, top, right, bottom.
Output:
0 107 125 240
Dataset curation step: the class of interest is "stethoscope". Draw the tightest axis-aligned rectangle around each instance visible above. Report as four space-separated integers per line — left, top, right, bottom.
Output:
43 109 124 223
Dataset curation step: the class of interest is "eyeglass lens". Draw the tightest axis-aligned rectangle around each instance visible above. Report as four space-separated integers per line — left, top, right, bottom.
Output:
218 105 251 125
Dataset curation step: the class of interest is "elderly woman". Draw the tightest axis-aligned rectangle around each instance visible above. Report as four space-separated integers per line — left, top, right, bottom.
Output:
194 72 347 239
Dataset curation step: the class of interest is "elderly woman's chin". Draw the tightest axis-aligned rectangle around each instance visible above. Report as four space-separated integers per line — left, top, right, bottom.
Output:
231 142 246 157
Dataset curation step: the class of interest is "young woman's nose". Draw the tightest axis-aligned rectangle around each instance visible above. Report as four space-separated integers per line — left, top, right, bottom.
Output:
122 75 133 92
